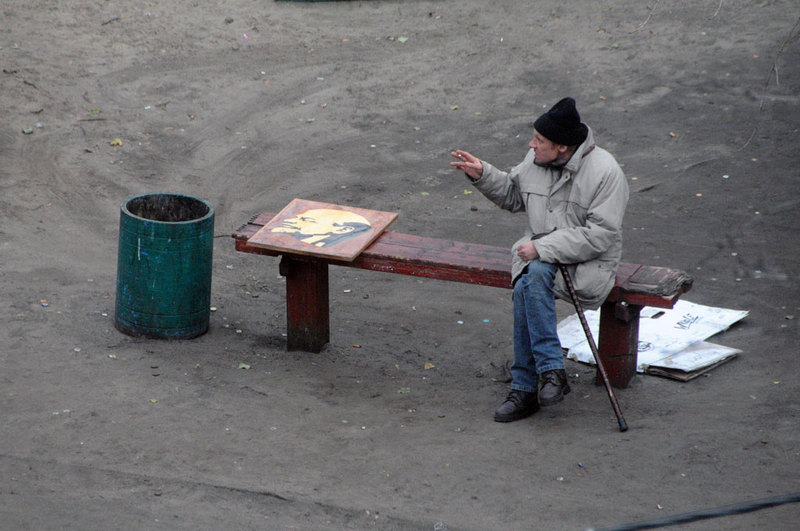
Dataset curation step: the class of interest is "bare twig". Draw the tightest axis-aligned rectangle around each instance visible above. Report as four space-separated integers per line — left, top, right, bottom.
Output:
711 0 723 19
746 14 799 148
632 0 660 32
681 157 718 174
738 127 757 151
760 15 800 110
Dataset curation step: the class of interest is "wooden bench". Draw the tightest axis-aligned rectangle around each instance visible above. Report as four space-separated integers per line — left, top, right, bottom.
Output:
233 211 693 388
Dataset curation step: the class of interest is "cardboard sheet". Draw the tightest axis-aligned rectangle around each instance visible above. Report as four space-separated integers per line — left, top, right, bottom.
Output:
557 299 748 380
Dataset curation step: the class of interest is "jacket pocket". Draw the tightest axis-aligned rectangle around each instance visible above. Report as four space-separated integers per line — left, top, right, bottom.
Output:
518 180 550 231
565 200 588 226
572 259 616 301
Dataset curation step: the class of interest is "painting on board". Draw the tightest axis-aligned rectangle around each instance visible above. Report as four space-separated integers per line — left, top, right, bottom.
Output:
246 198 398 261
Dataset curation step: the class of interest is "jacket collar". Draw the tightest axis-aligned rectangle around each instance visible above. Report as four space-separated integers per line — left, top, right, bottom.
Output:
563 125 596 174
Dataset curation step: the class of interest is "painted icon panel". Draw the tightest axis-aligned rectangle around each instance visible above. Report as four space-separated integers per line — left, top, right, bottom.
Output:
247 198 398 261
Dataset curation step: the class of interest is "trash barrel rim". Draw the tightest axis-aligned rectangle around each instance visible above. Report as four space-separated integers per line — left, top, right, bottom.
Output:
121 193 214 225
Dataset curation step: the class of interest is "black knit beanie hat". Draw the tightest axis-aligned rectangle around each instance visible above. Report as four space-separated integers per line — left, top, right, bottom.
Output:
533 97 588 146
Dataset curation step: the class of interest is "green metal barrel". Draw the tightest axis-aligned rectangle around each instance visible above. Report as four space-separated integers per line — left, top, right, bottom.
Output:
115 193 214 339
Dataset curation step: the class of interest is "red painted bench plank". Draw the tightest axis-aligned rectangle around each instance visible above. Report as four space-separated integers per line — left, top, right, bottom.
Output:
234 215 693 302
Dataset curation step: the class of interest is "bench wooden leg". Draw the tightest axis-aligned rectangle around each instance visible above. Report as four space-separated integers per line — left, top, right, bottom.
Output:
279 256 329 352
597 301 642 388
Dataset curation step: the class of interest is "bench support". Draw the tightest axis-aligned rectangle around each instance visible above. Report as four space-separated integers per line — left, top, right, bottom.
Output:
279 256 329 352
597 301 642 388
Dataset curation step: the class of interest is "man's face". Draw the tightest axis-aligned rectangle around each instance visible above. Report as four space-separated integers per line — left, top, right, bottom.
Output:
529 130 568 166
274 209 351 237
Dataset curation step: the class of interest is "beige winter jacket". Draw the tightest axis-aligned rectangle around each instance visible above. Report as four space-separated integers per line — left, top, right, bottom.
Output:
472 127 629 310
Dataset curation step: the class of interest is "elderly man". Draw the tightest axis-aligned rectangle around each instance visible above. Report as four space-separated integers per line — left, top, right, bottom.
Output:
450 97 629 422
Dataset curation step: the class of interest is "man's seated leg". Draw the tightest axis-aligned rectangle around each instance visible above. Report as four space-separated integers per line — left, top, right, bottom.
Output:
494 260 561 421
515 260 570 409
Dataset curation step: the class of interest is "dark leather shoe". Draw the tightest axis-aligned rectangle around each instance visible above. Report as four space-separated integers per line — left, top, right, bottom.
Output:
494 390 539 422
538 369 571 407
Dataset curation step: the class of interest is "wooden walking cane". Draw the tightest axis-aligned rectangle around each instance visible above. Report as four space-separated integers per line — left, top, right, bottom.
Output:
558 264 628 432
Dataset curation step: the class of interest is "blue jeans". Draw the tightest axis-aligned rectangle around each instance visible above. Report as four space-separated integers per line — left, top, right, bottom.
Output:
510 260 565 393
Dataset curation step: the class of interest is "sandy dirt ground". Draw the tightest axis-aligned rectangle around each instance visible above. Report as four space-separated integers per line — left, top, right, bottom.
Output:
2 1 799 529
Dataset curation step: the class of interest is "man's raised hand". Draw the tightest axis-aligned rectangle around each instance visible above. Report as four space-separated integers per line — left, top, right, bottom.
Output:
450 150 484 181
